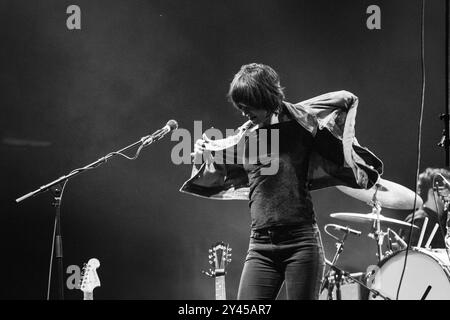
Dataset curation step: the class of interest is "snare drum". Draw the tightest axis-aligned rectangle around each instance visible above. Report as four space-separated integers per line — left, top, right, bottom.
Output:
367 247 450 300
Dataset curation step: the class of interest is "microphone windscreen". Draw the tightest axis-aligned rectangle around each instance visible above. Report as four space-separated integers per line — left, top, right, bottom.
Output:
166 120 178 131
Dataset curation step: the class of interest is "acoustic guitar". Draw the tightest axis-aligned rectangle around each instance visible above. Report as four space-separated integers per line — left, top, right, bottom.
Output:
206 242 232 300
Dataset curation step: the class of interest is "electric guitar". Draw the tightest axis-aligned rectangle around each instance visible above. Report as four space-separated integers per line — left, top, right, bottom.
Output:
206 242 232 300
79 258 101 300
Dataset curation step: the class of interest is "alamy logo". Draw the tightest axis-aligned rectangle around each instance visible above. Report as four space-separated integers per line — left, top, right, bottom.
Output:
366 5 381 30
66 264 82 289
170 121 280 175
66 5 81 30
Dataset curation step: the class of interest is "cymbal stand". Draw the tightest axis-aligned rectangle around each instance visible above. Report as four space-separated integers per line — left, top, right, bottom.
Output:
369 185 387 262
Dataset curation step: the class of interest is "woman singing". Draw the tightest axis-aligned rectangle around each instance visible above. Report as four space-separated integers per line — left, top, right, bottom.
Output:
181 63 383 300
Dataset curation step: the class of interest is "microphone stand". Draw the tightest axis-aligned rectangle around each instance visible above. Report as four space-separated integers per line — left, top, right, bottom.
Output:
326 263 391 300
51 184 64 300
16 129 167 300
320 228 349 300
439 0 450 166
322 224 390 300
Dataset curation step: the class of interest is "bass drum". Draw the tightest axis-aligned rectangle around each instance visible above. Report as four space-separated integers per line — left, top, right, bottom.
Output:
367 248 450 300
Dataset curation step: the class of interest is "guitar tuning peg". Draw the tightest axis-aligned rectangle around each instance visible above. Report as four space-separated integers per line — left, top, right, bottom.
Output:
202 269 214 278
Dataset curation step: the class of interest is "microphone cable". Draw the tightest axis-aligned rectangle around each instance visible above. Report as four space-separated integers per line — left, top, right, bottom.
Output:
396 0 427 300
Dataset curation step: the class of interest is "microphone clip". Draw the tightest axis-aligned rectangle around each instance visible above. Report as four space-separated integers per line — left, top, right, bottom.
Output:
141 121 178 147
141 135 154 146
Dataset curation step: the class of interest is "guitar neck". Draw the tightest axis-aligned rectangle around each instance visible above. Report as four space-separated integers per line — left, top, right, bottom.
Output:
83 292 94 300
215 275 226 300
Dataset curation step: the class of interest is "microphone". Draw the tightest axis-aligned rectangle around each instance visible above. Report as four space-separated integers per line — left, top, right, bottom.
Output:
326 224 361 236
436 173 450 188
142 120 178 146
434 173 450 204
388 228 407 249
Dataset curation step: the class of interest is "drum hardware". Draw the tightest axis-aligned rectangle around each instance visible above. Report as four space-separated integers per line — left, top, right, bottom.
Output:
368 247 450 300
385 228 408 257
320 224 352 300
370 187 385 262
421 285 432 300
331 178 450 299
424 223 440 249
416 216 429 248
320 224 390 300
330 212 420 228
413 217 441 249
326 262 390 300
336 178 423 210
322 271 364 287
365 265 379 284
333 178 421 262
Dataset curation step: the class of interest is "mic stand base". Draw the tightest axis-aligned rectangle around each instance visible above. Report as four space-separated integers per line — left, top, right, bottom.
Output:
327 264 390 300
320 233 348 300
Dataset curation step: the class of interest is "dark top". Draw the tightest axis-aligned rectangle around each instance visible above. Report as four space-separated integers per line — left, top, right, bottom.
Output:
399 207 447 249
243 119 315 230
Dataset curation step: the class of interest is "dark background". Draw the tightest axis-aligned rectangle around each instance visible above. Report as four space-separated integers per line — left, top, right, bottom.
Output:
0 0 447 299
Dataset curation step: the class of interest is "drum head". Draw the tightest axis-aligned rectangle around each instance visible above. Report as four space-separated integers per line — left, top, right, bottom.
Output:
368 248 450 300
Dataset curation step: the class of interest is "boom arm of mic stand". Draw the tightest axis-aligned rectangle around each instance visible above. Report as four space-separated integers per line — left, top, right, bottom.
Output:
16 137 147 203
15 130 168 300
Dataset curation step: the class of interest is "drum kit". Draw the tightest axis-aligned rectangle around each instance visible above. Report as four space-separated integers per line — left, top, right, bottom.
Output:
322 178 450 300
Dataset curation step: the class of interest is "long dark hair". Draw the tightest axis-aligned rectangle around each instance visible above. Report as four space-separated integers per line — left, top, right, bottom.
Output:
227 63 285 113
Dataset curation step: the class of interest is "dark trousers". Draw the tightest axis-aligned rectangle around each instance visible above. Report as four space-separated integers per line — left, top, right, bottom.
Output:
237 224 325 300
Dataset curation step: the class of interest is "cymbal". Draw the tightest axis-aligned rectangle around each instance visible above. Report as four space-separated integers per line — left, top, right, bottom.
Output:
336 178 423 210
330 212 419 229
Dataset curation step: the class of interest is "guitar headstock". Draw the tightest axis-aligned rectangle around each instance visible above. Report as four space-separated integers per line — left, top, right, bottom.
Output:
80 258 101 294
208 242 232 277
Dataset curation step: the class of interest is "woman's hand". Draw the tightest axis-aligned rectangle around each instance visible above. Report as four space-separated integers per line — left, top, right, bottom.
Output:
192 138 206 162
192 133 214 164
